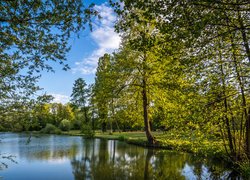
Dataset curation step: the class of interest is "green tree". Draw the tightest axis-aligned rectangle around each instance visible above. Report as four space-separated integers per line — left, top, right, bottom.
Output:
71 78 90 126
92 55 111 132
111 0 250 159
110 2 183 144
92 54 124 133
0 0 98 108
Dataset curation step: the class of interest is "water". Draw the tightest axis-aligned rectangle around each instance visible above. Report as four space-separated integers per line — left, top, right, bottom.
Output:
0 133 240 180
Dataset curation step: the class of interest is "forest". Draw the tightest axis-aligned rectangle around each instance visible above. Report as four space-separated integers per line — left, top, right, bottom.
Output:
0 0 250 177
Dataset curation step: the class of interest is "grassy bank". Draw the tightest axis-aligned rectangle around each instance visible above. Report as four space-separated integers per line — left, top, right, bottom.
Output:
62 130 250 177
62 130 226 159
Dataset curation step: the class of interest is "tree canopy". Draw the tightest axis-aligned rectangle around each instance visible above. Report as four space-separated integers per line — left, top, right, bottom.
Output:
0 0 98 106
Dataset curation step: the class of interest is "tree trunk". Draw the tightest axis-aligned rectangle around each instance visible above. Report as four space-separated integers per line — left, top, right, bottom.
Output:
111 98 121 133
109 116 113 134
238 12 250 64
229 35 247 159
247 108 250 157
142 51 155 145
142 78 155 145
223 12 248 158
83 106 88 123
237 10 250 157
101 121 107 132
219 57 235 158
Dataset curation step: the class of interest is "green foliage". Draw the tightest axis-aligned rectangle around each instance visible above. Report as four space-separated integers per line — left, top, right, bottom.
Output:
0 1 98 108
71 78 89 108
12 123 23 132
40 124 61 134
238 161 250 178
59 119 71 131
71 78 90 128
118 135 127 141
81 124 95 138
1 1 250 175
107 0 250 162
0 125 5 132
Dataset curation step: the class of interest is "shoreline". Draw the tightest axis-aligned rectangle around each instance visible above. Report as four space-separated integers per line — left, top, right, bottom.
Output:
61 130 226 160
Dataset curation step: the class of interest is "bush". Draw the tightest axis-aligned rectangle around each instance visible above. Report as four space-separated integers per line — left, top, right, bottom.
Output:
239 160 250 178
40 123 61 134
72 119 81 130
59 119 71 131
12 123 23 132
0 125 6 132
118 135 127 141
81 124 94 138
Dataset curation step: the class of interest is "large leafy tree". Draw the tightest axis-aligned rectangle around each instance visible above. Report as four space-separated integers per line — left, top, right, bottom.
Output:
112 0 250 159
0 0 97 105
110 0 188 144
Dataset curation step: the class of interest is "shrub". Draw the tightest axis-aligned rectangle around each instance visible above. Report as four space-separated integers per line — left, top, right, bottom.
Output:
239 160 250 178
12 123 23 132
0 125 5 132
81 124 94 138
118 135 127 141
59 119 71 131
40 123 61 134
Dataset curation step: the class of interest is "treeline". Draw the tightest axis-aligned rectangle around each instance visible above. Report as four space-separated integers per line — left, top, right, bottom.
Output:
0 0 249 165
89 0 250 162
0 102 76 132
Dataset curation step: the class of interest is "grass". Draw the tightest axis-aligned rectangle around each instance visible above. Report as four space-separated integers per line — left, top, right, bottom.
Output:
61 130 225 158
95 131 147 140
62 130 147 140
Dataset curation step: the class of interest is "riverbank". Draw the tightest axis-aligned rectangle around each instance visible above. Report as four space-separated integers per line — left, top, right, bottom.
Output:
3 130 247 176
1 132 237 179
62 130 226 159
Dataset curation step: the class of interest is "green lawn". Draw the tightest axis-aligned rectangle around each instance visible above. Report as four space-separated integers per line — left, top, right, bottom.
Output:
63 130 164 140
61 130 225 158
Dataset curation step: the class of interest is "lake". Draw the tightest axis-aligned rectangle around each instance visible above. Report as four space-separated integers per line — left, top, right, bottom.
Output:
0 133 240 179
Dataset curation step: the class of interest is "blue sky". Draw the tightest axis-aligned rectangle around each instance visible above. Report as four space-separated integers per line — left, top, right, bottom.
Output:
38 1 121 104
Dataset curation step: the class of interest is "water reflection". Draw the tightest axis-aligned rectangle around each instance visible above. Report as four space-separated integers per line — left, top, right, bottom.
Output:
17 134 81 161
70 139 237 180
0 133 240 179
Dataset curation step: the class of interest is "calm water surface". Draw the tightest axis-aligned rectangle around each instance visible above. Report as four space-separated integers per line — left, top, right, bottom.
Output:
0 133 240 180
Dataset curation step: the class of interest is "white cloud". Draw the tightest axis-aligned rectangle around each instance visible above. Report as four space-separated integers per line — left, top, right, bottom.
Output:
72 3 121 75
51 93 70 104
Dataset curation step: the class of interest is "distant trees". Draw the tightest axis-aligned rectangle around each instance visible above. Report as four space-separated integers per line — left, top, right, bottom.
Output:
0 101 76 132
71 78 90 122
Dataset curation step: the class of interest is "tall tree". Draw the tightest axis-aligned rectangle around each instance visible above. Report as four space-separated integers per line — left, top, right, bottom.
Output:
111 0 184 144
71 78 90 124
110 0 250 159
92 54 112 132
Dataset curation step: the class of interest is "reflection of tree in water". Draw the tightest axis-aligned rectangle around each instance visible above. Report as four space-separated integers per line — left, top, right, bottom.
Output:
71 138 93 179
1 134 240 179
71 140 185 179
71 139 146 179
186 155 240 179
71 140 240 180
151 150 186 180
27 143 79 160
17 134 80 161
0 154 17 170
